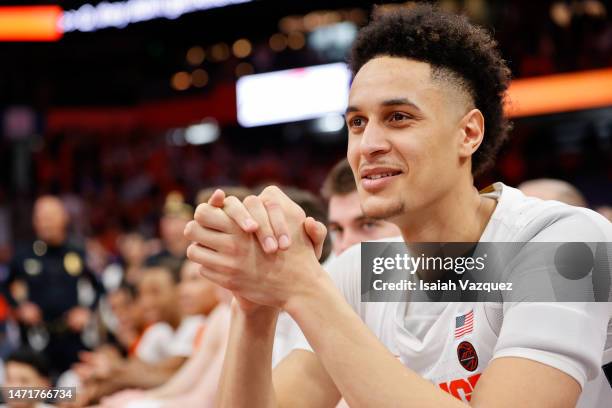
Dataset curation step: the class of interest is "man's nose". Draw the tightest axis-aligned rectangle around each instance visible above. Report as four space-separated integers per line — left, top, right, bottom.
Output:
360 122 391 159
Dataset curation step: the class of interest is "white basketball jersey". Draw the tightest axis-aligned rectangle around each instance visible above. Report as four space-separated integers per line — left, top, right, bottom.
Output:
295 183 612 406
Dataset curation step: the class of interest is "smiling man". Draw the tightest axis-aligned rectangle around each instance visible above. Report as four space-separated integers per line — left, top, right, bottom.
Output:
185 5 612 407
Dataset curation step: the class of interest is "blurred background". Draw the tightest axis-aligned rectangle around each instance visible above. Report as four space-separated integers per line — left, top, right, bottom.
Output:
1 0 612 246
0 0 611 397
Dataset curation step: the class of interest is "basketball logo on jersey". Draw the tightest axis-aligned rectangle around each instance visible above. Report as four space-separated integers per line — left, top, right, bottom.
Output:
457 341 478 372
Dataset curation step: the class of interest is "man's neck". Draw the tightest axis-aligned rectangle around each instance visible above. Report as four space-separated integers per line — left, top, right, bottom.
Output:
399 181 497 243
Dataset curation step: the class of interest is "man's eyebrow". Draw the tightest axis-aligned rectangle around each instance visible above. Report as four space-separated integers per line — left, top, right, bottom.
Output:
354 215 378 223
381 98 422 112
345 98 422 115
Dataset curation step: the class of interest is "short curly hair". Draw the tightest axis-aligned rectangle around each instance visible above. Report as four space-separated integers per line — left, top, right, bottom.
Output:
349 4 511 176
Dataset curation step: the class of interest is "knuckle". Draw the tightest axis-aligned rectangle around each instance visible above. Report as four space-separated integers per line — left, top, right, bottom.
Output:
224 195 240 207
194 204 210 224
263 199 281 211
293 206 306 219
243 195 260 207
183 221 196 238
261 185 281 198
186 244 198 261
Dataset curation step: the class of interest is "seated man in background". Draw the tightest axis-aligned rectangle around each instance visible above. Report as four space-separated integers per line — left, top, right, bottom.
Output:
518 178 587 207
75 265 182 404
99 277 233 408
1 348 54 408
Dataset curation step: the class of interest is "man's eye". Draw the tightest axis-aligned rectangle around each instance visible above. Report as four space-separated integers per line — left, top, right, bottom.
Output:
389 112 409 122
361 222 378 231
328 225 341 234
349 117 365 128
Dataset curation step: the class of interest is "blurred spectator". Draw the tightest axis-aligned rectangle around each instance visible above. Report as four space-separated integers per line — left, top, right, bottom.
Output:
7 196 102 375
102 231 148 291
166 260 217 358
1 348 53 408
321 159 401 255
99 283 139 355
75 265 180 404
518 178 588 206
128 266 181 364
99 284 233 408
145 193 192 274
76 259 219 404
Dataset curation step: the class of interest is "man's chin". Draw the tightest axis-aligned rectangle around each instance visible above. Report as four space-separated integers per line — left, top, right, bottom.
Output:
361 197 404 221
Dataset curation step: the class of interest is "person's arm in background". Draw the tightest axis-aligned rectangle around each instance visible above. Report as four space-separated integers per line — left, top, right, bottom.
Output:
79 355 187 405
66 251 106 333
111 356 187 389
99 304 233 408
147 304 231 399
4 251 44 327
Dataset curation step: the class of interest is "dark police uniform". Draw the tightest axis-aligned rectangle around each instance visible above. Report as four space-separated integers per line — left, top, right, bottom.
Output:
8 239 103 374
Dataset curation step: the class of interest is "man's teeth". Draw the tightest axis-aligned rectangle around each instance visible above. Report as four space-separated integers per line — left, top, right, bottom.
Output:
367 173 396 180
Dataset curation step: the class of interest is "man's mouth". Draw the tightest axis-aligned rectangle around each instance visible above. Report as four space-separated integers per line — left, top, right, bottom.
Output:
363 171 402 180
359 167 403 192
360 167 403 180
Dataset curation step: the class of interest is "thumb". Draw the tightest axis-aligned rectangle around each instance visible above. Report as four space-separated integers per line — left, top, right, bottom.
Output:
207 189 226 208
304 217 327 260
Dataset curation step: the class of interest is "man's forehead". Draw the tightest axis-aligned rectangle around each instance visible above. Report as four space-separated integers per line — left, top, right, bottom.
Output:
348 56 471 113
329 193 365 222
349 57 435 106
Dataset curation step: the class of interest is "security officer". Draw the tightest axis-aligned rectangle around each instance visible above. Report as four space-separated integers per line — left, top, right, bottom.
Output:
8 195 102 374
145 191 193 273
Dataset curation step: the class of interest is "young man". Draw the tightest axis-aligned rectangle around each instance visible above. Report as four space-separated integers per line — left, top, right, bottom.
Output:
322 159 400 256
185 5 612 407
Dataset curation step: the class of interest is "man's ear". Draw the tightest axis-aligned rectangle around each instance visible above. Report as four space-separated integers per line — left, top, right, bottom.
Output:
457 108 485 159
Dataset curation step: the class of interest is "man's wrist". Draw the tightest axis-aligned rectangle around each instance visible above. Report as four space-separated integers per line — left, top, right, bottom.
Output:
284 262 333 319
231 301 279 333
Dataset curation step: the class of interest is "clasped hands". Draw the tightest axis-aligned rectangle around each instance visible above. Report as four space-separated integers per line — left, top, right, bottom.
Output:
184 186 327 312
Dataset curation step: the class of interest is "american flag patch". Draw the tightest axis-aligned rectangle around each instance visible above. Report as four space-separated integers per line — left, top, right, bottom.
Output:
455 310 474 339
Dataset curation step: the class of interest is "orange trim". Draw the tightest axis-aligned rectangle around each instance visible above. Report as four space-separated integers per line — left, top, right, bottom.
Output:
128 323 152 357
505 68 612 118
193 324 206 350
0 6 63 42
